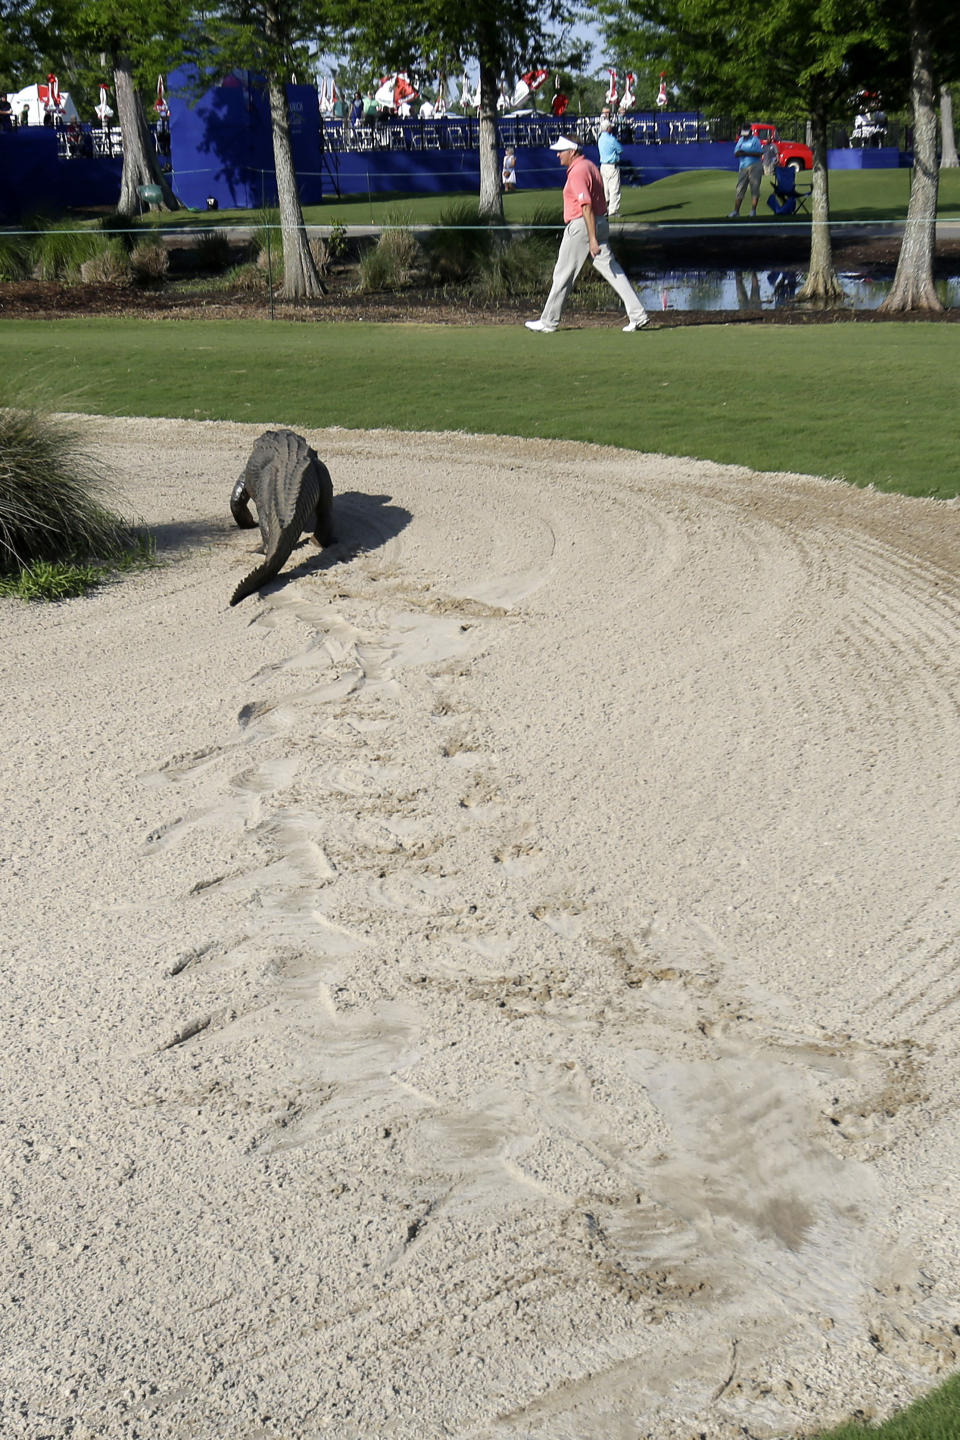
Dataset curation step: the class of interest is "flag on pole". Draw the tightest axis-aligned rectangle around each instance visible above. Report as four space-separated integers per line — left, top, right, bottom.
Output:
374 74 397 108
95 83 113 124
510 68 548 107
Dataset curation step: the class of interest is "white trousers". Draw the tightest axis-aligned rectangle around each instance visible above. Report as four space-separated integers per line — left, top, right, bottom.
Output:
600 162 621 216
539 216 646 330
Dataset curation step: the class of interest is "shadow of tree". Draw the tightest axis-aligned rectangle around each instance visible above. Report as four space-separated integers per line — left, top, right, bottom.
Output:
631 202 687 216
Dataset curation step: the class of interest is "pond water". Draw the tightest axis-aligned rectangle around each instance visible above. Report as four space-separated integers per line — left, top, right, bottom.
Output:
630 267 960 312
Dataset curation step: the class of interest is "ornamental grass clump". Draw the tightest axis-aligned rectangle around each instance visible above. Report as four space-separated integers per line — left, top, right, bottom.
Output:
424 201 494 282
30 220 114 282
193 229 232 272
0 234 30 281
224 260 267 293
249 206 280 262
468 230 557 303
0 400 136 582
129 240 170 285
79 240 132 286
356 224 420 293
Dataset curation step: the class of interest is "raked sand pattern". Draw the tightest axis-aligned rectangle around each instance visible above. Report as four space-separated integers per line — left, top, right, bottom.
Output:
2 418 959 1440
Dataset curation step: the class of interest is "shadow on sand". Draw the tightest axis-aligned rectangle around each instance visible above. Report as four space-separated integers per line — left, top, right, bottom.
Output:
234 489 413 601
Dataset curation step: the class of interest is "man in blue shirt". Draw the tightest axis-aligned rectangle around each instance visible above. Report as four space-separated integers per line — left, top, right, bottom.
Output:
729 123 763 218
598 118 624 218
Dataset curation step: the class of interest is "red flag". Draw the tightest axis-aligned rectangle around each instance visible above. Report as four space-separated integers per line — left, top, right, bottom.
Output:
393 72 418 108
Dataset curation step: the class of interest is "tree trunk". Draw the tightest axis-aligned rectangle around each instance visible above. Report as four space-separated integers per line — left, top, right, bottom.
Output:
796 108 842 303
941 85 959 168
880 3 942 313
476 59 503 222
113 54 181 216
265 70 325 299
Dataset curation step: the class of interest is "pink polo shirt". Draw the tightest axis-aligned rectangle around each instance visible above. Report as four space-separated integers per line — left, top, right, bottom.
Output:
562 155 607 222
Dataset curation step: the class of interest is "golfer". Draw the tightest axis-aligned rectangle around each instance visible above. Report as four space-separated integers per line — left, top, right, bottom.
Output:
525 136 648 333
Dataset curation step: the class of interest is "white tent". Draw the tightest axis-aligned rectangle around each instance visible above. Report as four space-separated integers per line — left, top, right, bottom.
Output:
9 82 80 127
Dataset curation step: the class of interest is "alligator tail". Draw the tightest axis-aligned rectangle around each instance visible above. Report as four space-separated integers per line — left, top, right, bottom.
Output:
229 525 298 606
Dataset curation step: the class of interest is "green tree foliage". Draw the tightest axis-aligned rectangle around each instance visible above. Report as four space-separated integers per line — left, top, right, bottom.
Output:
0 0 68 91
333 0 583 219
48 0 191 213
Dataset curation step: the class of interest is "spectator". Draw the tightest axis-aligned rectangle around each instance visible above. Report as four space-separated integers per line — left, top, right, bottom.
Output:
598 118 623 217
729 123 763 218
524 136 649 333
501 144 517 191
0 95 12 132
350 92 363 124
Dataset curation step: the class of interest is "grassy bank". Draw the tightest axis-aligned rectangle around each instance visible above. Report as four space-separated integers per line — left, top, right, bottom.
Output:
0 318 956 499
810 1370 960 1439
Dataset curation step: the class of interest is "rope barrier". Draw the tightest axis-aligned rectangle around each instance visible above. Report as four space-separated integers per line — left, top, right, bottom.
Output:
0 216 941 239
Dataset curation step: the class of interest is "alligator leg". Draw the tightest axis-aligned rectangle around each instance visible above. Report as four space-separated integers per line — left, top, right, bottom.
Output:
312 459 337 547
230 478 258 529
313 504 337 548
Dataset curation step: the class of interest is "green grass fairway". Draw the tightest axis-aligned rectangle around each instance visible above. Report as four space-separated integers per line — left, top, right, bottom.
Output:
810 1371 960 1440
130 167 960 231
1 319 956 500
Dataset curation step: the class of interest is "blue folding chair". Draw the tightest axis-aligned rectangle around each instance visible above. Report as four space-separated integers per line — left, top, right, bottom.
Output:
767 166 811 217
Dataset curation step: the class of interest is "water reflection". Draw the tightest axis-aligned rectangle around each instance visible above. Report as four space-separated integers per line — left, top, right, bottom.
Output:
632 267 960 312
734 270 762 311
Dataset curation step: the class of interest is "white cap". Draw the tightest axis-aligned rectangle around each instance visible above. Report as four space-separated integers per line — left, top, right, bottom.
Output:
550 136 580 152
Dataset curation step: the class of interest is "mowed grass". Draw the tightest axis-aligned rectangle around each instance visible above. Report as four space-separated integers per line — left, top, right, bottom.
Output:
809 1371 960 1440
131 167 960 231
0 318 956 499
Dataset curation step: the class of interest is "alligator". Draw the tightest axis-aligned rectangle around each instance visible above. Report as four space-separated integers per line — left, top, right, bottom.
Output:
229 429 336 606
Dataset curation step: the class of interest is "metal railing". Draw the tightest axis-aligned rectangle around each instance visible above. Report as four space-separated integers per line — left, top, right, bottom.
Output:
43 112 907 163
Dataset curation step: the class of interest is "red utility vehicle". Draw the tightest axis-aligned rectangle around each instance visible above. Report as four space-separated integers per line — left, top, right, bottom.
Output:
750 123 813 171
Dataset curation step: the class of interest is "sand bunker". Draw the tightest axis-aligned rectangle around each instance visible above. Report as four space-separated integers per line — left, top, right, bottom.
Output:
2 418 959 1439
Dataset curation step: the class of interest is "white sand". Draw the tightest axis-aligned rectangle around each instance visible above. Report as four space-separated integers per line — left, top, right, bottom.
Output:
2 417 959 1440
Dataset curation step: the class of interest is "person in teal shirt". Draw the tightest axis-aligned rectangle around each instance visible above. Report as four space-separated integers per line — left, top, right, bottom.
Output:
598 118 623 217
729 124 763 218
